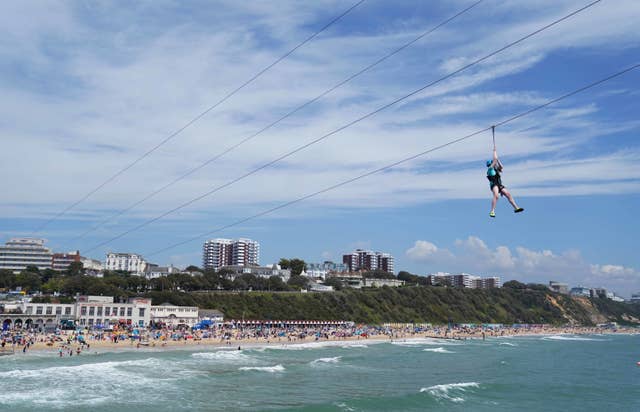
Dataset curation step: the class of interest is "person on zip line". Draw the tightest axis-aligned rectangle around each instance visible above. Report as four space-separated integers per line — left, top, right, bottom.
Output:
487 126 524 218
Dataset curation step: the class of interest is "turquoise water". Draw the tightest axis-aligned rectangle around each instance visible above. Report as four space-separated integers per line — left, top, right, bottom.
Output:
0 334 638 411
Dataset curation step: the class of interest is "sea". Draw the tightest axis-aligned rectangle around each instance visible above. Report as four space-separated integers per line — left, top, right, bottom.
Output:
0 334 638 411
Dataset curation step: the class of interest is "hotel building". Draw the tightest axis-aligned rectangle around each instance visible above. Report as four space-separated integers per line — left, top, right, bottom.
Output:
0 238 53 272
105 252 148 275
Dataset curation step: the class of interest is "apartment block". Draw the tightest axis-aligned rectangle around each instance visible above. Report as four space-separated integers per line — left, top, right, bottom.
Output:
203 238 260 270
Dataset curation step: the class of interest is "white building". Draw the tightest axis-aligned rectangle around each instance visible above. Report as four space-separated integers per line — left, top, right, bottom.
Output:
221 264 291 282
570 286 591 297
203 238 260 270
76 296 151 328
145 265 181 279
1 296 203 331
362 278 405 288
198 309 224 325
426 273 501 289
105 252 147 275
308 283 334 292
150 303 199 327
81 257 104 276
0 238 53 272
306 262 349 280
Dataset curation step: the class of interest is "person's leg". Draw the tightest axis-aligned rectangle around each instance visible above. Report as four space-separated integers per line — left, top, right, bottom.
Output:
500 188 521 210
490 186 499 215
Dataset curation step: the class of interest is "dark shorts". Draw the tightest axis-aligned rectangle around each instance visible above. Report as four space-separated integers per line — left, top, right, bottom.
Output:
489 182 506 195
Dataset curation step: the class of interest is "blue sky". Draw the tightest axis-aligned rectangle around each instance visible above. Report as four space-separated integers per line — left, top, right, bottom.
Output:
1 0 639 296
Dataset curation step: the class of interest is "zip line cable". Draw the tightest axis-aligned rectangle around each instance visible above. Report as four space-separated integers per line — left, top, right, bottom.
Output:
83 0 603 254
146 63 639 258
68 0 484 245
31 0 366 235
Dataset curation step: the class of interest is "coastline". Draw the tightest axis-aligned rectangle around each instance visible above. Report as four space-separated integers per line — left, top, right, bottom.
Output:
6 325 637 357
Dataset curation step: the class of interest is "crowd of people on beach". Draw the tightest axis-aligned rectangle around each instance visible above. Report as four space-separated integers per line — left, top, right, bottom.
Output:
0 321 634 356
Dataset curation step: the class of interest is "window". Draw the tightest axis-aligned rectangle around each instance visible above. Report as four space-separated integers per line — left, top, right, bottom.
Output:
127 308 132 317
56 307 62 315
96 319 102 325
25 307 33 314
139 308 145 317
89 307 95 316
88 319 94 326
104 307 110 316
97 307 103 316
120 307 125 316
36 306 43 315
65 307 71 315
81 306 87 316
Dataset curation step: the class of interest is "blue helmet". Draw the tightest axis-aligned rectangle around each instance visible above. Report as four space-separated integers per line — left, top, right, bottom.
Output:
486 160 492 167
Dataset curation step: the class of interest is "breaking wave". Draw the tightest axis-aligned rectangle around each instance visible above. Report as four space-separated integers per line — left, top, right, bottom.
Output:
311 356 342 365
420 382 480 403
422 347 454 354
239 365 285 373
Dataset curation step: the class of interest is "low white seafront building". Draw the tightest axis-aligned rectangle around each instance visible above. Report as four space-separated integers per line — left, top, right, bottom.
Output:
150 303 199 327
1 301 77 331
198 309 224 325
76 296 151 328
1 296 207 331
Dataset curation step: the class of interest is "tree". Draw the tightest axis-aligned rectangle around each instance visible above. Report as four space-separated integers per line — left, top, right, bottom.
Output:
0 269 16 289
232 277 248 291
24 265 40 274
15 271 42 292
289 259 307 275
267 276 287 291
185 265 201 272
323 277 344 291
503 280 526 289
67 261 85 277
363 269 396 279
278 258 291 269
287 274 309 290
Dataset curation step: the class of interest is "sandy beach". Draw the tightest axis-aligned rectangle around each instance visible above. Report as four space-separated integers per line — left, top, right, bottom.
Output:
2 323 636 356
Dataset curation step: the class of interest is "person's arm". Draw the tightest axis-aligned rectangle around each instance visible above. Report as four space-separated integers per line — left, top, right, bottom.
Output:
492 149 504 171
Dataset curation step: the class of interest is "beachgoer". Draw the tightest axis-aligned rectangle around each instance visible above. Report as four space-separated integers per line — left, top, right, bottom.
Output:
487 148 524 217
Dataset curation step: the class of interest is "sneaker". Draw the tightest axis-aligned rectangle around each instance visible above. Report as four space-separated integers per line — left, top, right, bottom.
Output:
489 211 495 218
514 208 524 213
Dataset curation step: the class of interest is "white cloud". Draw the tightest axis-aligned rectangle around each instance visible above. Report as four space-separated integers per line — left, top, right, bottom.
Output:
405 236 640 297
0 0 638 251
406 240 453 261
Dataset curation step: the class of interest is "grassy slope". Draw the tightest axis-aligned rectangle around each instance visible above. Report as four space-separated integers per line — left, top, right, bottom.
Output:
144 287 640 325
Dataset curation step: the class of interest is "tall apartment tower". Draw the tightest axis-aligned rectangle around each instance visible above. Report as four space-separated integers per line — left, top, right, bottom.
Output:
203 238 260 270
342 249 394 274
